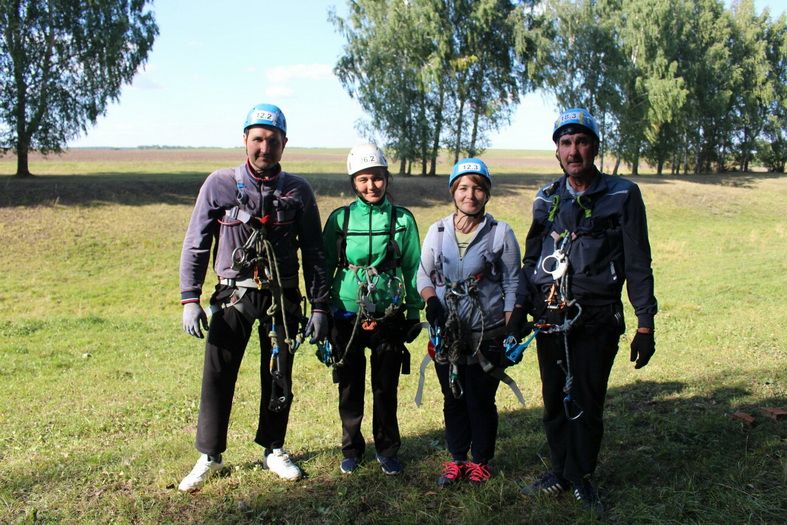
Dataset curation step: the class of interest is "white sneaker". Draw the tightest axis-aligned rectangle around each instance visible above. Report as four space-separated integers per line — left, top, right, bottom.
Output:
178 454 224 492
263 448 302 481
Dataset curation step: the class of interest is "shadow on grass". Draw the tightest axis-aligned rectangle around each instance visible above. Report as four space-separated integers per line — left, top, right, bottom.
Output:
615 170 787 189
0 171 561 209
4 376 784 523
3 170 783 209
150 378 784 525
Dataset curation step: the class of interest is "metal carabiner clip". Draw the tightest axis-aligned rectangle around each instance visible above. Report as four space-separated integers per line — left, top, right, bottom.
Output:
563 393 584 421
315 339 333 366
542 251 568 280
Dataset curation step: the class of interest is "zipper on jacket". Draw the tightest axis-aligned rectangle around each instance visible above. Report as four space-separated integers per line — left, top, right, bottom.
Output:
368 206 373 265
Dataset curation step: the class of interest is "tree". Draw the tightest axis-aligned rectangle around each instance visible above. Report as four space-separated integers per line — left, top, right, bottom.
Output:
536 0 629 172
757 11 787 172
332 0 438 174
332 0 534 174
0 0 158 177
440 0 522 164
727 0 772 172
619 0 690 175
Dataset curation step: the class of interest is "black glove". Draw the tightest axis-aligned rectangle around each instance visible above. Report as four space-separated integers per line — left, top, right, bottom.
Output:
630 331 655 369
402 318 422 343
425 296 446 329
506 306 532 341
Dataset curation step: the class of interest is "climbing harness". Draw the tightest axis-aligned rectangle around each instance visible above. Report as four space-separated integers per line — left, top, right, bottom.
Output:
415 217 525 406
537 230 585 421
323 205 406 373
220 166 306 412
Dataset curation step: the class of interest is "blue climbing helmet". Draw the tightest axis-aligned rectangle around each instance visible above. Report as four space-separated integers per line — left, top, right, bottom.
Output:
448 157 492 188
552 108 599 143
243 103 287 135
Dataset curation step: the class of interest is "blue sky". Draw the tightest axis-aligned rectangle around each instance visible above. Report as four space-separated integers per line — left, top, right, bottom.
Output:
70 0 784 151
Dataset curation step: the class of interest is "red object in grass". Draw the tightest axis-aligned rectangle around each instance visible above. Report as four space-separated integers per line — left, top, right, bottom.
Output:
730 412 756 426
759 407 787 421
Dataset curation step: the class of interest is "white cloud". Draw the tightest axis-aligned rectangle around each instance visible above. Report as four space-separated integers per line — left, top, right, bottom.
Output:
259 64 334 100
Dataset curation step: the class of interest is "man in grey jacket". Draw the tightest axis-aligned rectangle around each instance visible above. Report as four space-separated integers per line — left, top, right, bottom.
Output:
178 103 329 491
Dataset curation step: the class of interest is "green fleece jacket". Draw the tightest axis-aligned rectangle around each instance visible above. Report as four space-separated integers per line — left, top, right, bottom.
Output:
323 196 423 320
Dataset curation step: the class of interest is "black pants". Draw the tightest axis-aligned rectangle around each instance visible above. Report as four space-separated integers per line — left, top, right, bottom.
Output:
434 340 502 464
332 316 406 459
195 286 301 455
535 303 622 484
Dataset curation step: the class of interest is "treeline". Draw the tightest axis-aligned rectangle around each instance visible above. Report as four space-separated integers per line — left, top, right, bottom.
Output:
332 0 786 175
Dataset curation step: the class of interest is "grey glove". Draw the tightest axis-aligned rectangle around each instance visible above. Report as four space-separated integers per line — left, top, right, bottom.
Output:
305 310 329 344
182 302 208 339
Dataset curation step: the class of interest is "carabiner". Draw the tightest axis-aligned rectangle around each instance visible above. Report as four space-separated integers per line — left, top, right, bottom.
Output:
563 393 584 421
315 339 333 366
541 251 568 280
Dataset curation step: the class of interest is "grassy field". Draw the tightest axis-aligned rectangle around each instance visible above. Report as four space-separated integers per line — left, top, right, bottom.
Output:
0 149 785 524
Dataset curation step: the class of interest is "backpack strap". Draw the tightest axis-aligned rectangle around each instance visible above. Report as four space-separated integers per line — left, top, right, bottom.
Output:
223 167 287 224
480 219 503 278
335 206 351 269
432 219 446 286
381 206 402 271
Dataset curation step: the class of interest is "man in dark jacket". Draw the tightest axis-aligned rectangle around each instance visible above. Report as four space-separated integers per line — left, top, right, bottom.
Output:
178 103 330 491
514 108 657 513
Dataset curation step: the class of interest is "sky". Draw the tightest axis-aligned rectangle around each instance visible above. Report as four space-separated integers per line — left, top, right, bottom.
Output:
70 0 785 151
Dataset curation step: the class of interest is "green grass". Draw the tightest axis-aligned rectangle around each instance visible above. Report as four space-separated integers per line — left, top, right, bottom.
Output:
0 151 785 524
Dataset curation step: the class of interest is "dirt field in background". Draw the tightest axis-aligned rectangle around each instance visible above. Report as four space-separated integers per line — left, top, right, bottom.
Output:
0 147 557 172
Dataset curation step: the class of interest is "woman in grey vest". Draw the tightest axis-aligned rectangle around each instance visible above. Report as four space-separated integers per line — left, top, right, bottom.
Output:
417 158 521 486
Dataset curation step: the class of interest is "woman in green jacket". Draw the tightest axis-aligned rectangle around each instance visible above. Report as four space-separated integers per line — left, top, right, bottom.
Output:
322 144 423 476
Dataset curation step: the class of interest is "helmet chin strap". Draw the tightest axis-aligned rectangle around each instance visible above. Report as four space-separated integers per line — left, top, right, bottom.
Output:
455 205 485 219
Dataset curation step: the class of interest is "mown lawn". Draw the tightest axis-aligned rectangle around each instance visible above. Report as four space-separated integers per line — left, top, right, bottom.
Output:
0 150 784 524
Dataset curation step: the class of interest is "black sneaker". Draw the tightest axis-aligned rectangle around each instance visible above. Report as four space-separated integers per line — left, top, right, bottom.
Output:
375 453 403 475
573 477 604 514
340 456 361 474
520 471 569 496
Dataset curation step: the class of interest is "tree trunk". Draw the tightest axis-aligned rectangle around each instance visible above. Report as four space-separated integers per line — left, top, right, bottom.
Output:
15 137 32 177
453 97 465 165
468 97 480 157
631 147 640 176
612 156 621 176
428 85 445 176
